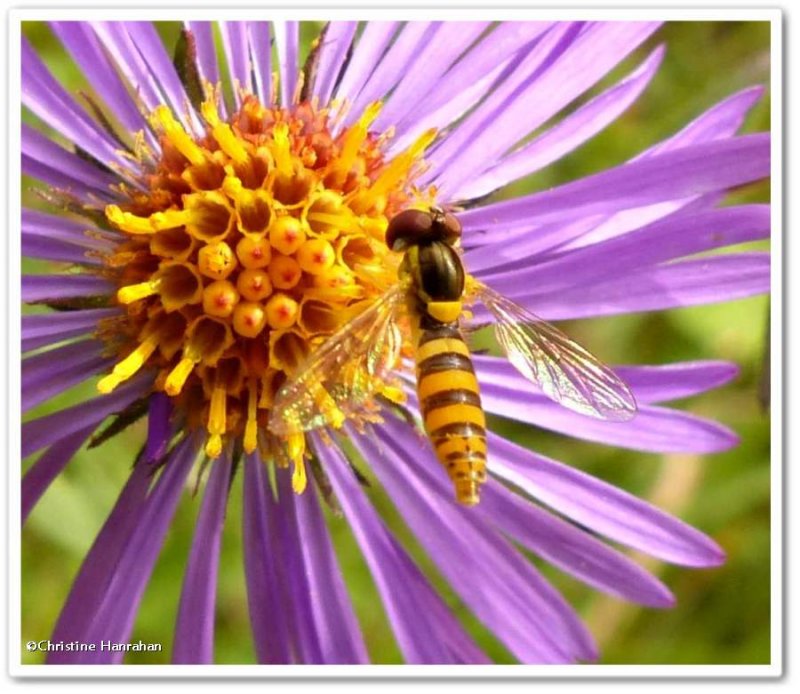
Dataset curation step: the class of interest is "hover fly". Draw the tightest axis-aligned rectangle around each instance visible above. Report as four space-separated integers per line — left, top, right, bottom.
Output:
270 206 637 505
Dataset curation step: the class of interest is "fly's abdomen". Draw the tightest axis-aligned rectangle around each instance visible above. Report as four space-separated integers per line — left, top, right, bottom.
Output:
415 324 487 505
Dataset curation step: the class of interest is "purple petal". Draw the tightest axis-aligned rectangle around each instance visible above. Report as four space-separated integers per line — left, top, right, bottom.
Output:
357 418 598 663
49 21 150 139
464 216 600 273
559 87 765 252
248 467 360 664
462 192 721 260
555 195 713 255
487 433 725 566
459 134 769 230
22 339 112 412
22 152 106 202
242 453 293 663
291 466 369 663
22 374 151 458
22 425 96 524
144 392 173 464
435 22 662 197
173 453 232 664
76 435 199 663
456 45 665 200
373 21 491 131
90 23 174 133
183 22 226 119
185 21 220 87
118 23 202 133
478 204 770 295
21 308 119 353
333 21 399 107
479 391 739 454
21 36 131 171
644 86 766 158
22 124 118 194
274 21 299 106
478 477 675 607
473 355 739 406
424 22 582 171
511 252 770 320
345 22 437 127
21 233 103 266
22 274 113 303
220 22 252 104
318 437 489 664
267 469 325 663
48 456 153 662
613 361 741 403
22 204 110 264
247 22 272 103
312 21 358 106
22 208 112 249
388 22 552 152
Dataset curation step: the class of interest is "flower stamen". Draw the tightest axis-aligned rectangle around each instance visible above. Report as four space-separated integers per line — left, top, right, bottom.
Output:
152 104 206 166
287 432 307 493
97 333 160 394
117 278 162 304
327 101 382 186
205 377 228 458
244 378 259 454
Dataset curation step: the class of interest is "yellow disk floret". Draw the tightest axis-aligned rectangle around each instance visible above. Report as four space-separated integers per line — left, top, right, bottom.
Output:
198 241 237 280
268 254 303 290
265 293 299 329
237 268 273 302
296 238 336 274
98 90 430 478
202 280 239 318
236 236 272 269
269 216 306 255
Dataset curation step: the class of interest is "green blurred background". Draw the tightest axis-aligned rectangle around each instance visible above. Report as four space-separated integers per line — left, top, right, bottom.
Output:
21 21 772 665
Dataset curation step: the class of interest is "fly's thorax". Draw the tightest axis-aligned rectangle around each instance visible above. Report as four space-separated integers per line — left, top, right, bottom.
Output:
403 241 465 302
401 240 465 324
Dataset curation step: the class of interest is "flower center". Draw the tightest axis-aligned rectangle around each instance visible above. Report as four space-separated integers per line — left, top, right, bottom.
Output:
97 90 436 467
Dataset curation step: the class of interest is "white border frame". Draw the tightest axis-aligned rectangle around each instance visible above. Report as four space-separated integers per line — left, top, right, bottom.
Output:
5 4 783 680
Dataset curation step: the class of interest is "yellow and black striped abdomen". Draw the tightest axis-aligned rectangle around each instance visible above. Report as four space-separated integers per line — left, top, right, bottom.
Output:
415 323 487 505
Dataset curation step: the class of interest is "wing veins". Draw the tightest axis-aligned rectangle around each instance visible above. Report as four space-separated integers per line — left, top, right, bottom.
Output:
476 282 636 421
270 286 406 434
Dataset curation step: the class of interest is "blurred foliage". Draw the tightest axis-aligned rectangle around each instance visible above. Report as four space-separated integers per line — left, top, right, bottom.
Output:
20 20 771 666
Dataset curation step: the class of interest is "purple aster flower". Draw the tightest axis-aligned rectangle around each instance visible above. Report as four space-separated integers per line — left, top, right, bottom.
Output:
20 19 770 665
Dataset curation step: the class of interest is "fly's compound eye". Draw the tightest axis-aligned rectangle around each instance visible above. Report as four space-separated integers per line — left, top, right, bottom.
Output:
441 212 462 244
429 205 462 246
385 208 434 251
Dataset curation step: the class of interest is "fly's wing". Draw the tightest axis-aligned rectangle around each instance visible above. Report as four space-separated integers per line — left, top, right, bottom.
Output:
474 281 637 421
269 286 406 435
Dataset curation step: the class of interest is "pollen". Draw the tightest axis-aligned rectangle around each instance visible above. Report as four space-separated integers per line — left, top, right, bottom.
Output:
198 241 237 280
98 91 432 468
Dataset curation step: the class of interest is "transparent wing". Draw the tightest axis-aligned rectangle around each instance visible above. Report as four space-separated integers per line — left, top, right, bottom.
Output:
269 285 406 435
474 280 637 421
